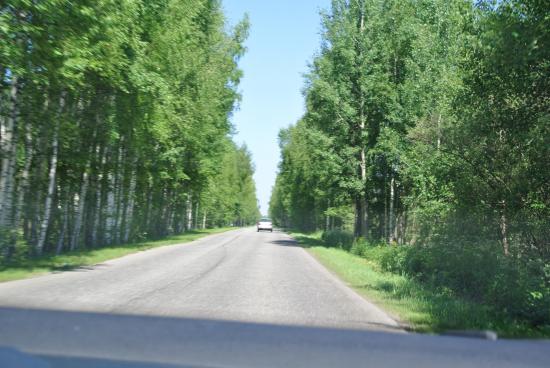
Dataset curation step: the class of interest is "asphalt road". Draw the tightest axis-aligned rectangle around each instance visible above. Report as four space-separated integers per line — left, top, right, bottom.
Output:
1 228 549 367
0 228 399 330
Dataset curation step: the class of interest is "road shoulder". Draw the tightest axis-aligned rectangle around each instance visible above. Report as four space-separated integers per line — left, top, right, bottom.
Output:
0 227 237 283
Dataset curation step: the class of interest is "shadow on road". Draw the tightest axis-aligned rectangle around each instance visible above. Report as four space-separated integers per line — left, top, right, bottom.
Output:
268 239 301 247
257 228 285 233
51 263 109 273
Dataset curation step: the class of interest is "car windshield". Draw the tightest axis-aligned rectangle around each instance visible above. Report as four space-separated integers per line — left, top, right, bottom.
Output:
0 1 548 367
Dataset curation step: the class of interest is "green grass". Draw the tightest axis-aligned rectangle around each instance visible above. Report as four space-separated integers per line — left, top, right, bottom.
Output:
0 227 236 283
291 232 547 338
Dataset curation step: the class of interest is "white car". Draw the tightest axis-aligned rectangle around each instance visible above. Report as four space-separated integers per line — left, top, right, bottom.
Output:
257 218 273 232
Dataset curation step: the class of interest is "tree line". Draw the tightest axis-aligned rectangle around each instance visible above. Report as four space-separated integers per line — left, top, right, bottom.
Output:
0 0 260 260
270 0 548 326
271 0 548 256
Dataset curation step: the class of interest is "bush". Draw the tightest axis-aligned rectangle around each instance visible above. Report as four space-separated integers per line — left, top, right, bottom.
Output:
374 241 550 329
320 228 550 330
350 239 369 256
321 230 354 251
0 227 17 263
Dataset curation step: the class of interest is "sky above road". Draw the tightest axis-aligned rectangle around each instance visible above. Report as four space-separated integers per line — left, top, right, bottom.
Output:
224 0 331 215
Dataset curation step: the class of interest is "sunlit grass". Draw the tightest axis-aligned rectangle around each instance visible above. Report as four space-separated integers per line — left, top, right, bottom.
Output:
0 227 236 283
292 232 548 338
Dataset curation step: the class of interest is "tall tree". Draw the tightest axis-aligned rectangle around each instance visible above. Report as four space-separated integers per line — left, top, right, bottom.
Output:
0 0 258 261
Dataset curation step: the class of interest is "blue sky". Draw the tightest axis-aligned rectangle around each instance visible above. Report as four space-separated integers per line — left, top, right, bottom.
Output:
224 0 331 215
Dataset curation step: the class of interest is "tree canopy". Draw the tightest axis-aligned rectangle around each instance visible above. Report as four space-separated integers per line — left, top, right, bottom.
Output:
270 0 549 328
0 0 259 258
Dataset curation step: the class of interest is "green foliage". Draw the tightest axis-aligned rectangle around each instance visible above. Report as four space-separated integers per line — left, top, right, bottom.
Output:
269 120 339 230
0 0 258 261
202 141 260 227
321 230 355 251
309 230 549 336
386 244 549 329
271 0 549 334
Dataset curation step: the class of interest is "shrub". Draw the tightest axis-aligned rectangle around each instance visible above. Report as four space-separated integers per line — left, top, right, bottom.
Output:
350 239 369 256
373 241 550 329
321 230 355 251
320 228 550 330
0 227 17 263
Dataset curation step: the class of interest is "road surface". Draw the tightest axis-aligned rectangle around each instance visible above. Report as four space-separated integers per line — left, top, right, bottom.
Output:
1 228 548 367
0 228 398 330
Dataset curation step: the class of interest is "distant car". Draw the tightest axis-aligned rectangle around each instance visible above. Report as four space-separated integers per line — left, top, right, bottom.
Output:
257 218 273 232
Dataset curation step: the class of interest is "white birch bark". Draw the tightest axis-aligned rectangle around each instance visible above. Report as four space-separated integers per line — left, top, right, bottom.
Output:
104 168 116 245
384 175 388 241
29 152 46 246
388 175 395 244
354 10 368 239
0 115 5 166
0 81 12 201
113 144 125 244
123 168 136 243
56 194 69 255
500 200 510 256
36 93 64 255
0 67 5 151
0 76 19 227
91 186 101 246
70 123 98 250
436 113 442 150
70 170 90 251
92 148 107 246
194 202 199 230
11 118 34 248
186 194 193 230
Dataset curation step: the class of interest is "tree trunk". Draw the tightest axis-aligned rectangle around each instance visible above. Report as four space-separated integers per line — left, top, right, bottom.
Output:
103 141 121 244
144 187 153 234
70 168 90 251
113 142 125 243
398 212 406 245
123 167 136 243
354 197 366 238
104 166 116 245
388 174 395 243
186 194 193 230
202 211 207 229
92 147 107 247
0 76 19 228
0 95 6 186
29 148 47 247
13 119 34 224
8 118 34 258
436 113 442 150
56 194 69 255
325 199 331 232
500 200 510 256
194 202 199 230
36 93 64 255
354 8 369 240
383 173 388 241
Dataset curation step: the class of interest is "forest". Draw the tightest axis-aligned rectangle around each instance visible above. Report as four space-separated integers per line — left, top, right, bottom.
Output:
0 0 260 260
270 0 549 332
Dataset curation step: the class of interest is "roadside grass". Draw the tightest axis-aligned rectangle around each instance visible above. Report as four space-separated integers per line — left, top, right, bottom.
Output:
291 232 547 338
0 227 236 283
